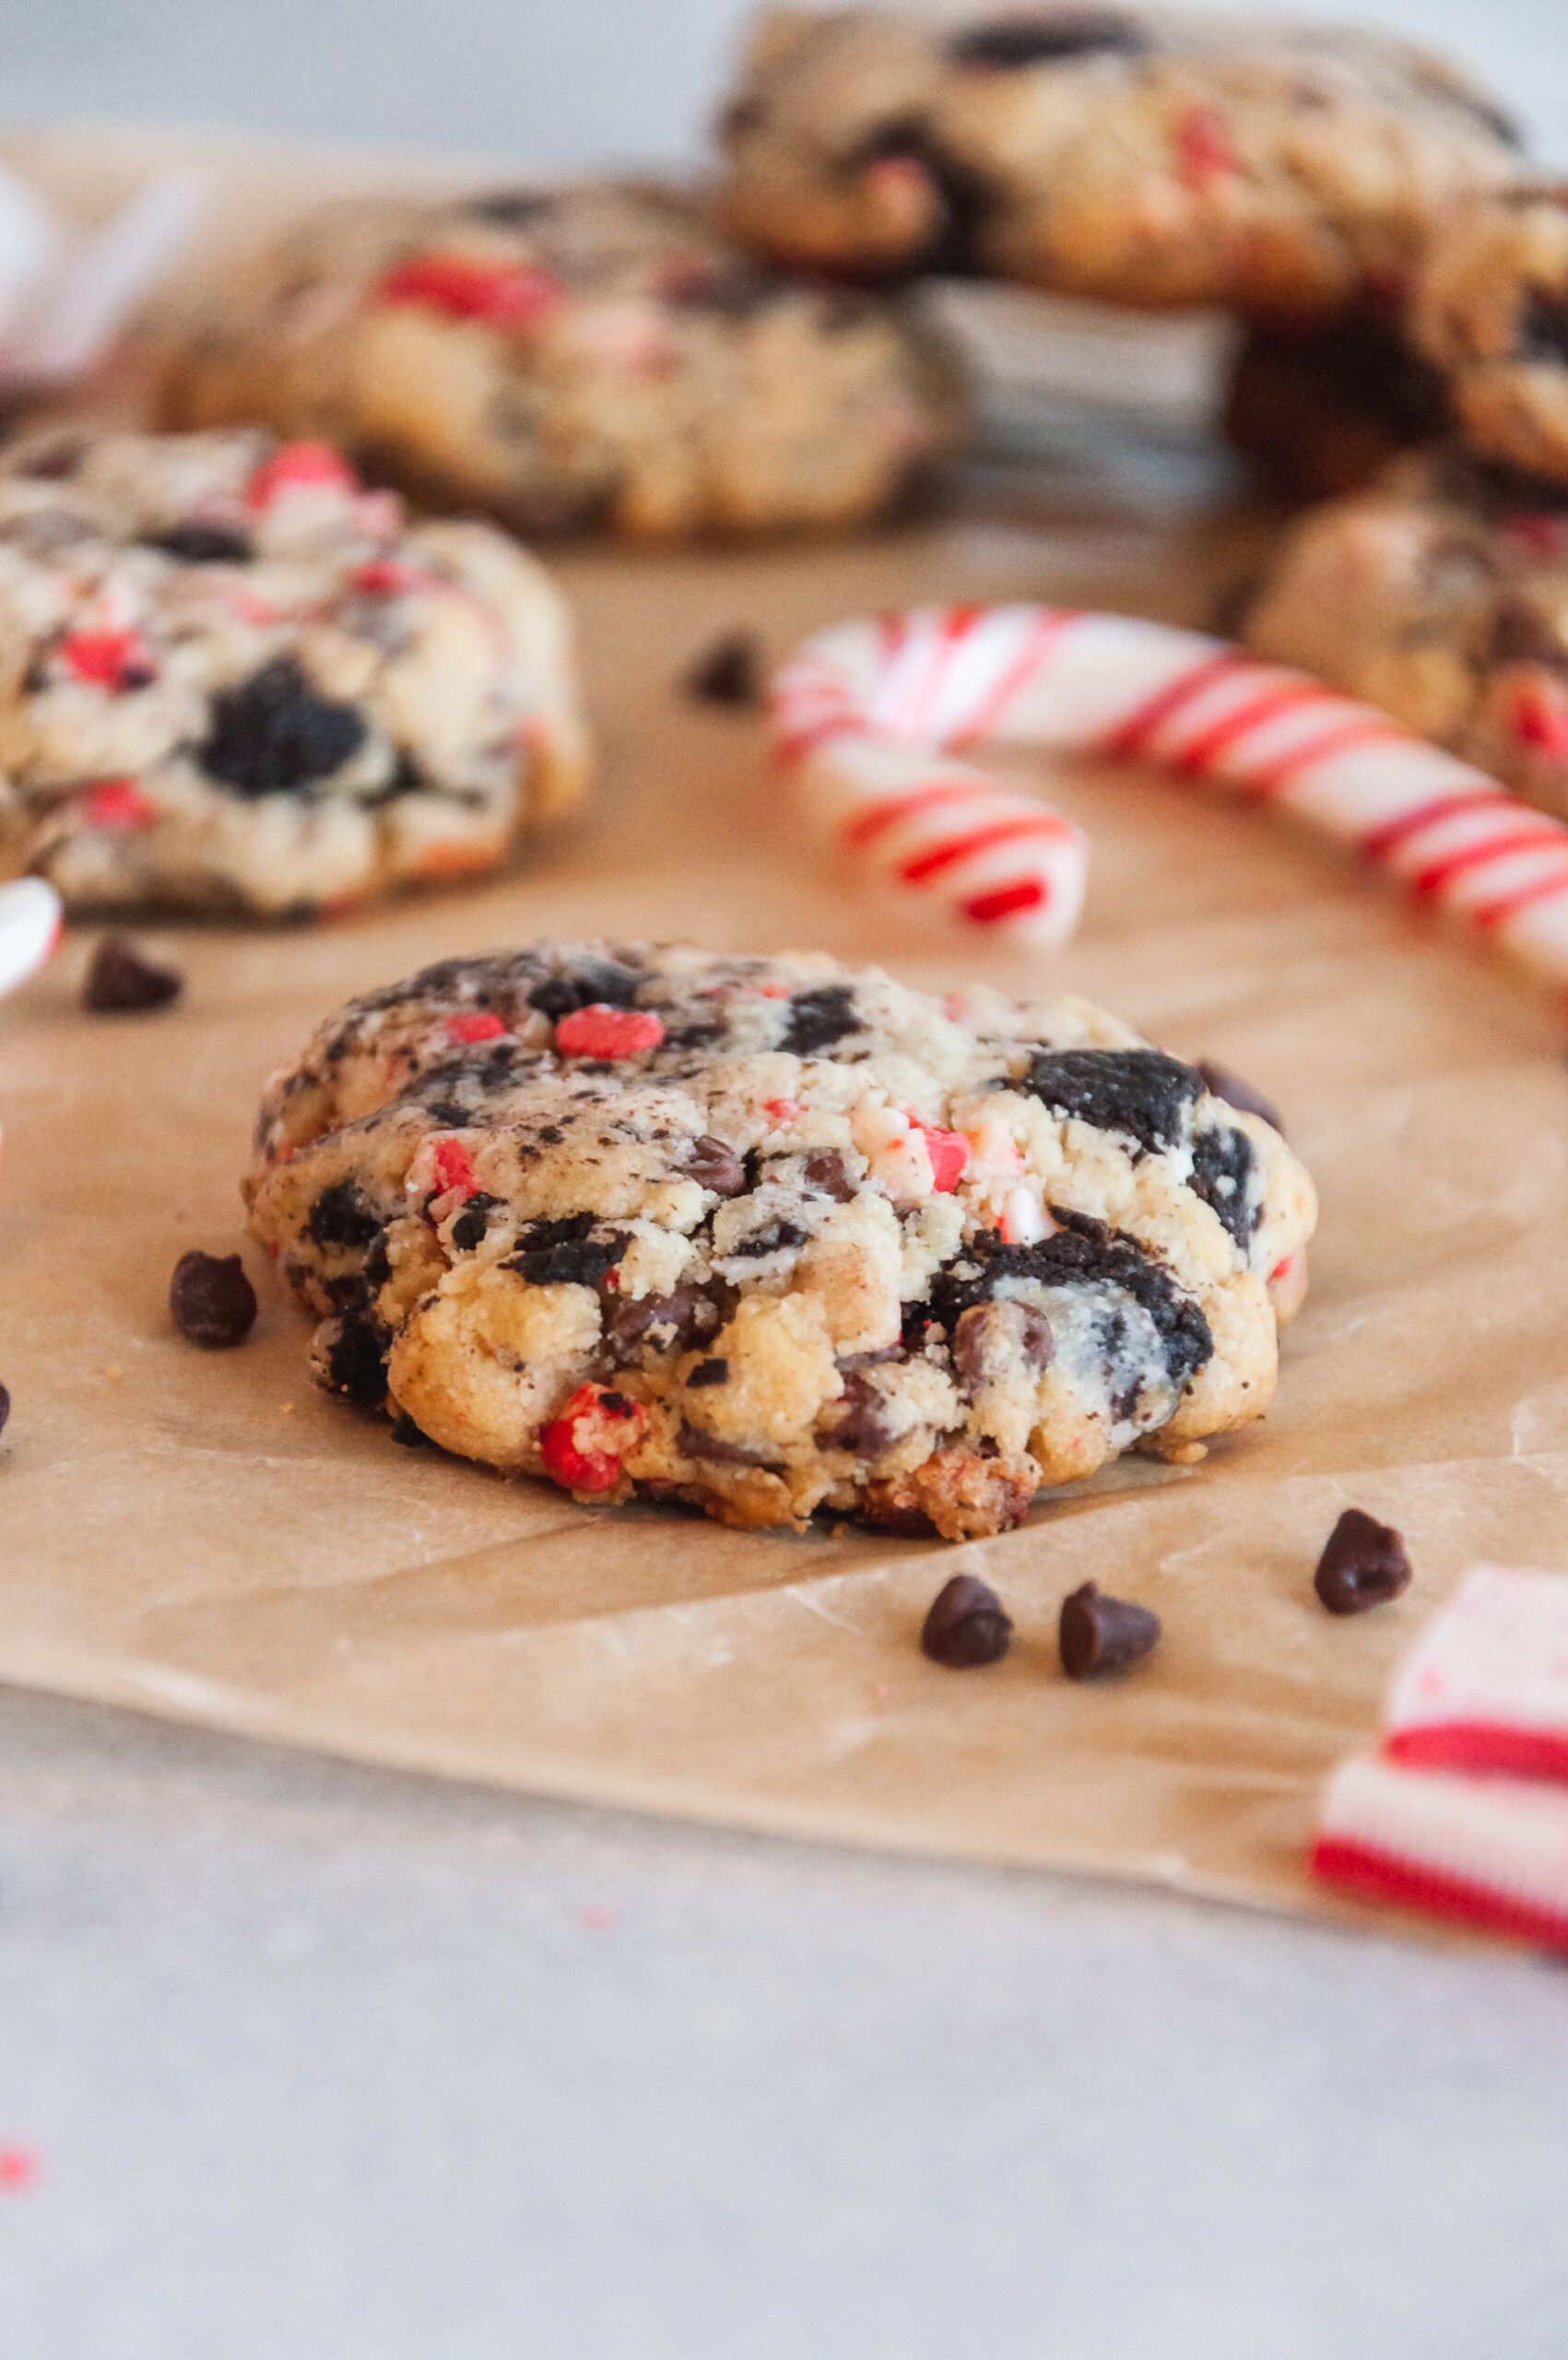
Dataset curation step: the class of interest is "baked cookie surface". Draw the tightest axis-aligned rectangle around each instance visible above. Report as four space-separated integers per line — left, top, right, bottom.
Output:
164 179 967 540
0 427 588 916
1413 182 1568 487
1243 448 1568 818
714 6 1516 315
246 942 1316 1541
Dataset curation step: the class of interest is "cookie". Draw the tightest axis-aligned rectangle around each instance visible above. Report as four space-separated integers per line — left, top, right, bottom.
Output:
714 6 1517 314
1221 307 1447 502
1242 448 1568 818
1412 182 1568 487
245 941 1316 1541
0 427 588 916
163 179 967 540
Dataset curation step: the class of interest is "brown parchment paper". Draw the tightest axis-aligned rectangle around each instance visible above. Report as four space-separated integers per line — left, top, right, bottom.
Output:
3 128 1567 1941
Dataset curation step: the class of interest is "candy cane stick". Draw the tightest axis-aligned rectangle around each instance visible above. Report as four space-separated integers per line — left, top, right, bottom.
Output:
0 878 61 1000
772 605 1568 992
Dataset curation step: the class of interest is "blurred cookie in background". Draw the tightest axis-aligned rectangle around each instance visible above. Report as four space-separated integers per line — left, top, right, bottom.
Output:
1221 306 1448 501
1412 180 1568 489
162 179 969 540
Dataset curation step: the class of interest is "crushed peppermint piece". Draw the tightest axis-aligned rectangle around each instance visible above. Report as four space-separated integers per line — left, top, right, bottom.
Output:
539 1382 648 1493
374 254 564 326
245 440 359 508
444 1011 507 1045
554 1004 665 1058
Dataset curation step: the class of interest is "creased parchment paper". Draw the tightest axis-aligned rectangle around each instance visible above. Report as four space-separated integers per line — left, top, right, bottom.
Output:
2 127 1566 1941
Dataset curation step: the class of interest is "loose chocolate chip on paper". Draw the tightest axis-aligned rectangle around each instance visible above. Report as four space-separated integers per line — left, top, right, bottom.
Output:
684 631 763 707
920 1573 1013 1668
1314 1508 1412 1615
82 935 183 1014
1058 1581 1161 1680
1195 1058 1284 1136
170 1251 258 1350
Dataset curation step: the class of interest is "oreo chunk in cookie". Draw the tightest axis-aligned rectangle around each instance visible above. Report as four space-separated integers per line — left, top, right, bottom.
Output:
1021 1048 1203 1156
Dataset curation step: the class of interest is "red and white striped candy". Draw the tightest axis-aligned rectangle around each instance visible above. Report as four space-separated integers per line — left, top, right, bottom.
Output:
1381 1564 1568 1785
1311 1752 1568 1954
0 878 62 1000
771 604 1568 993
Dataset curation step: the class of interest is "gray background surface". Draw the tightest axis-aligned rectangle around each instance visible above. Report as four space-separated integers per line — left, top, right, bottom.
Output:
6 4 1568 2353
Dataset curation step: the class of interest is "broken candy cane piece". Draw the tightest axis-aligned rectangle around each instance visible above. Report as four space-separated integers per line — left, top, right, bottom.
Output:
1311 1752 1568 1953
770 604 1568 991
1381 1564 1568 1782
0 878 62 999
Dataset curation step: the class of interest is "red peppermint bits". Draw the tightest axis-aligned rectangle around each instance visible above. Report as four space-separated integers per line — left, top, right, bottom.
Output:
539 1383 648 1494
1175 105 1238 190
912 1122 970 1192
57 629 154 690
1513 681 1568 759
351 559 423 596
245 440 360 509
444 1010 507 1045
76 779 159 832
430 1138 476 1196
553 1004 666 1059
373 254 565 328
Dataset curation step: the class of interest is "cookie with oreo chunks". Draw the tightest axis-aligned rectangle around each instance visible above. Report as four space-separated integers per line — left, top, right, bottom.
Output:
162 178 967 541
713 6 1515 314
1242 445 1568 822
0 427 588 916
246 942 1315 1540
1412 182 1568 490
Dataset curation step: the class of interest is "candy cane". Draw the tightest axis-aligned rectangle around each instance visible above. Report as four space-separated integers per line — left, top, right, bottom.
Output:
0 878 61 1000
771 605 1568 992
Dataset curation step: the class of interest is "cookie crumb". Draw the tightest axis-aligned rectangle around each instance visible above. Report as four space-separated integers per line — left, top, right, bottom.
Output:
82 934 184 1014
1059 1580 1161 1680
170 1250 258 1350
920 1573 1013 1668
685 631 762 707
1314 1507 1411 1614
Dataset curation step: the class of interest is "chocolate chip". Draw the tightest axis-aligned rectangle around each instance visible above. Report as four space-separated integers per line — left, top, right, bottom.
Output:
802 1149 855 1200
782 984 858 1055
1022 1047 1202 1156
1189 1124 1257 1248
322 1314 387 1406
1314 1509 1412 1615
450 1192 501 1250
200 656 368 797
81 934 183 1014
684 631 763 706
951 1300 1054 1393
920 1574 1013 1668
146 521 253 563
1058 1582 1161 1680
949 11 1149 66
1195 1060 1284 1135
389 1410 429 1447
306 1178 383 1249
687 1356 729 1386
0 1381 10 1437
678 1421 777 1468
824 1371 897 1458
170 1250 258 1350
607 1285 720 1356
684 1135 747 1195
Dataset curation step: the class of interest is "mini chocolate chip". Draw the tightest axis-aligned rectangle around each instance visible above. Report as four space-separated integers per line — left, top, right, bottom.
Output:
389 1410 429 1447
1195 1060 1284 1135
1059 1582 1161 1680
951 1300 1054 1393
685 631 762 707
81 934 183 1014
684 1135 747 1195
825 1372 897 1459
1314 1509 1412 1615
0 1381 10 1437
921 1574 1013 1668
802 1149 855 1200
688 1356 729 1386
170 1250 258 1350
607 1285 721 1356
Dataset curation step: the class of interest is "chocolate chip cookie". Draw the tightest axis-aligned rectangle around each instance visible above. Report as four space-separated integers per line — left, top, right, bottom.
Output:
246 942 1316 1540
714 6 1517 314
1242 447 1568 817
0 427 588 916
1413 181 1568 487
163 178 967 540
